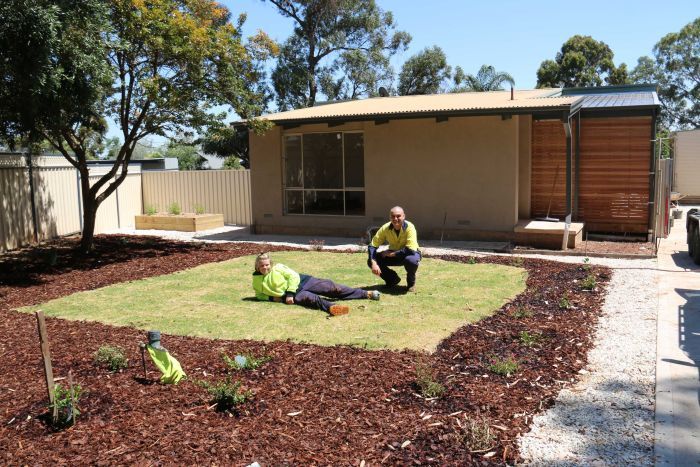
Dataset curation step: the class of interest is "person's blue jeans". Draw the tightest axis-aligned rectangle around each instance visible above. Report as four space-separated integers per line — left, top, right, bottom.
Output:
294 277 367 311
368 250 421 287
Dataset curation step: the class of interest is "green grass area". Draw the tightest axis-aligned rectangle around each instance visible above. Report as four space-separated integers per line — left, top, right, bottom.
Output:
23 252 526 351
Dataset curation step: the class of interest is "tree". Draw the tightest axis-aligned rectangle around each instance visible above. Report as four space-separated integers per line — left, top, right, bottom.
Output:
200 125 250 168
536 35 629 88
397 46 451 95
646 18 700 129
453 64 515 92
267 0 411 109
162 142 207 170
0 0 272 253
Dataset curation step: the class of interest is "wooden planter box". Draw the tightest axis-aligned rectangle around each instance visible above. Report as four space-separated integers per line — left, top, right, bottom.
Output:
135 213 224 232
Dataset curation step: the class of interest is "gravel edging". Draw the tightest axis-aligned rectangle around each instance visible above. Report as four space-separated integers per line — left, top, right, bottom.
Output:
517 256 657 465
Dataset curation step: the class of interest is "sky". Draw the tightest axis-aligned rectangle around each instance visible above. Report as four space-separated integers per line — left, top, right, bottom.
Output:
107 0 700 145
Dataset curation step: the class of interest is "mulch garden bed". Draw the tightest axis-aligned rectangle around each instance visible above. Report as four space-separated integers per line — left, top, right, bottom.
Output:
0 235 610 465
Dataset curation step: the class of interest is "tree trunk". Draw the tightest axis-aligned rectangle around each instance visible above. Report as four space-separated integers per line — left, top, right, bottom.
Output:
79 197 98 255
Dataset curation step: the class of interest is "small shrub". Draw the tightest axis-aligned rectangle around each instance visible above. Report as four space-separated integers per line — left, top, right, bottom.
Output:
487 356 518 376
308 239 325 251
198 377 252 412
466 256 477 264
144 204 158 216
519 330 543 347
513 307 533 319
558 294 571 310
581 274 597 291
509 256 524 267
582 257 591 272
94 345 128 372
414 362 445 399
222 353 271 371
458 416 496 452
194 203 206 215
167 201 182 215
49 383 81 428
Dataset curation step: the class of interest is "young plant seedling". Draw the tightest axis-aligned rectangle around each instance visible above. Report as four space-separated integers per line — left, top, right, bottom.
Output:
487 356 519 377
145 204 158 216
222 352 271 371
513 307 533 319
519 330 544 347
49 383 82 428
198 377 252 412
458 415 496 452
581 274 597 291
414 361 445 399
194 203 206 215
167 201 182 215
94 345 129 372
558 294 572 310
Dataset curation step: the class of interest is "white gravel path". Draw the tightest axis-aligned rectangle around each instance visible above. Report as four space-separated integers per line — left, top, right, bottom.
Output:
108 228 659 465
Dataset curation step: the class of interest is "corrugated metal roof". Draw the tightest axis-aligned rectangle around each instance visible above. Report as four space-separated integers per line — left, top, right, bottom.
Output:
262 88 580 123
575 92 659 109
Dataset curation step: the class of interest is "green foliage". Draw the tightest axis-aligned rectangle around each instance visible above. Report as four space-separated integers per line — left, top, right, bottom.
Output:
201 125 252 169
581 274 597 291
582 257 591 271
222 353 271 371
536 35 628 88
198 377 252 412
194 204 206 215
49 383 82 428
268 0 411 109
558 294 572 310
453 64 515 92
510 257 524 268
414 361 445 398
513 307 533 319
638 18 700 129
0 0 272 253
466 256 477 264
519 330 543 347
487 356 519 376
458 416 496 452
145 204 158 216
94 345 128 372
163 142 206 171
397 46 452 95
167 202 182 216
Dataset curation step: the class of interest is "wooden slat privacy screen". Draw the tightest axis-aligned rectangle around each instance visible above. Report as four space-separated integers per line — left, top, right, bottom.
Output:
531 120 568 219
577 117 651 233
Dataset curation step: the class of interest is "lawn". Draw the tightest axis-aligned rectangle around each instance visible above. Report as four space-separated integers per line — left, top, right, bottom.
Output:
24 251 526 351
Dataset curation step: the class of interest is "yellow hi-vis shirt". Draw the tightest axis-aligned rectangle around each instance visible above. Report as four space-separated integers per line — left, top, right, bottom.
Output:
252 263 301 301
371 220 419 252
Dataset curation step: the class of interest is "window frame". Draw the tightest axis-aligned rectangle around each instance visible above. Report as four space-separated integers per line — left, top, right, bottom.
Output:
282 130 365 217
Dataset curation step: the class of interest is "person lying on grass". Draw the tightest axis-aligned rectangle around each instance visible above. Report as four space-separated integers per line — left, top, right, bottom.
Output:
252 253 380 316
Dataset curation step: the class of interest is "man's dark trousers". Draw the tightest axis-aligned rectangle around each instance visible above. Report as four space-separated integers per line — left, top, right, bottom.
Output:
368 250 421 287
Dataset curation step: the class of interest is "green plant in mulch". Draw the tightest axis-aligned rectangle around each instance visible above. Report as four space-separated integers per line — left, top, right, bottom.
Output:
414 361 445 399
582 257 591 272
49 383 82 428
457 415 496 452
487 356 519 376
144 204 158 215
308 239 325 251
466 256 477 264
197 377 252 412
222 352 271 371
558 294 572 310
509 256 524 267
518 330 544 347
94 345 128 372
513 307 533 319
194 203 206 215
167 201 182 215
581 273 597 291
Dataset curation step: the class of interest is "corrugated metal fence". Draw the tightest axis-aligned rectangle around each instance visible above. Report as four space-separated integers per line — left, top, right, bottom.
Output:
0 154 252 252
0 154 144 252
142 170 252 225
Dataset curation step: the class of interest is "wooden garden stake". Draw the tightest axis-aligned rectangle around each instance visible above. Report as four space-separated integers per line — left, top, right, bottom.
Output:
140 343 148 379
67 370 76 425
35 311 58 422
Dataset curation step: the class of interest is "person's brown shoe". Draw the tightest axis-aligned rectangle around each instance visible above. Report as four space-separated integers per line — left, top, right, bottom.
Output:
329 305 349 316
407 285 416 292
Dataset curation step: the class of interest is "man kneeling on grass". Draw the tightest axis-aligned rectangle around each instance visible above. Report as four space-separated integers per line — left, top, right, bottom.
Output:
252 253 380 316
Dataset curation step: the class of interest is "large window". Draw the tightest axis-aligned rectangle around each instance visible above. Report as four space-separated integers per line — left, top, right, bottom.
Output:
283 132 365 216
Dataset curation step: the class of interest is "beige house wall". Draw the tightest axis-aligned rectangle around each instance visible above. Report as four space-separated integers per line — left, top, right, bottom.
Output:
674 129 700 201
518 115 532 219
250 116 523 239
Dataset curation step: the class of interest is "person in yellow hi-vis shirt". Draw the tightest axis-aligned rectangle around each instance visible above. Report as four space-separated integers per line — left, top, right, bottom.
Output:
368 206 421 292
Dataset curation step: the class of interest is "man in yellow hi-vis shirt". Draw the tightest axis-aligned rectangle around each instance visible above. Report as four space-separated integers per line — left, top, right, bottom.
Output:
368 206 421 292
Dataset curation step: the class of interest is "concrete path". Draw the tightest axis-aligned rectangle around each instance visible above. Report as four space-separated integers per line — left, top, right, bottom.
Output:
655 206 700 465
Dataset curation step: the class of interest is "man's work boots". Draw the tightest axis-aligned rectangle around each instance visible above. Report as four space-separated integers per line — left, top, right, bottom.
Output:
329 305 350 316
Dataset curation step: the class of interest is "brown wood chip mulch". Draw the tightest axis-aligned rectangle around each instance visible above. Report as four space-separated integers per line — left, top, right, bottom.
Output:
0 235 610 465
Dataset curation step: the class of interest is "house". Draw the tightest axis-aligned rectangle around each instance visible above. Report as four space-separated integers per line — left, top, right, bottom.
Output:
248 84 660 247
673 129 700 204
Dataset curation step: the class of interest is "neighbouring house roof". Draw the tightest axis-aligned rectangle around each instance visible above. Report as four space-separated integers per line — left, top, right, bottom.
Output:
262 88 580 124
